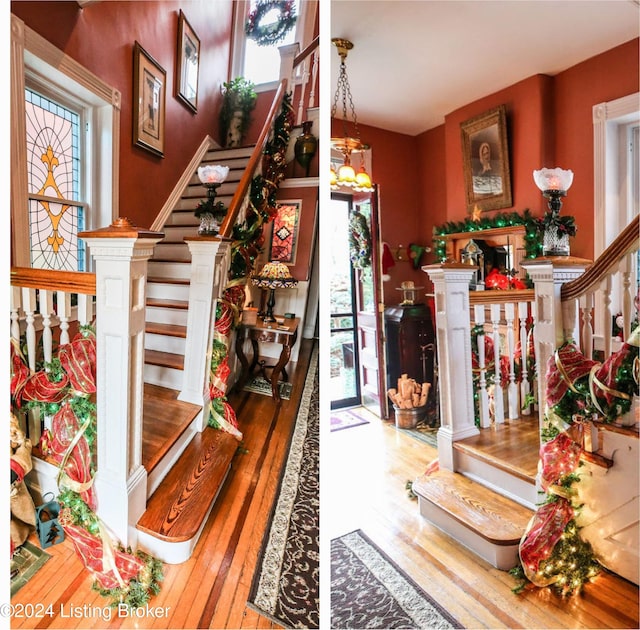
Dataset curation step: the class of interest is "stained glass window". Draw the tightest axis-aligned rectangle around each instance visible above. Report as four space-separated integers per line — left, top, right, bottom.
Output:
269 202 300 264
25 88 85 271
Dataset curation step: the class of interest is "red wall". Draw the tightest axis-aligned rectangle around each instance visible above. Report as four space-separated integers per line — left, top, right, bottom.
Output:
554 38 640 259
12 1 234 230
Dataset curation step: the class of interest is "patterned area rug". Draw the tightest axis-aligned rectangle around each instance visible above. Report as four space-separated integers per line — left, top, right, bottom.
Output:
330 407 371 432
11 541 50 597
248 347 319 628
331 530 463 629
242 375 293 400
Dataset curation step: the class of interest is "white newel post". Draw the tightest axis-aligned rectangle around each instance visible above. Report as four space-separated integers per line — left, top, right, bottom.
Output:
278 42 299 85
424 264 479 471
521 257 590 428
80 219 164 547
179 237 232 423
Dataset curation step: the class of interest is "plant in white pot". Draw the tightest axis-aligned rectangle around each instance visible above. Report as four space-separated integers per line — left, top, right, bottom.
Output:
219 77 257 148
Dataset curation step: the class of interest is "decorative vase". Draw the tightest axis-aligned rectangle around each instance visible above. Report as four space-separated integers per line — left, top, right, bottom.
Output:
543 228 570 256
294 120 318 177
226 109 244 148
197 212 220 236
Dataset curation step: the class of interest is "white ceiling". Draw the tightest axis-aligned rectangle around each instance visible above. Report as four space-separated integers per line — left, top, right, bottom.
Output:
330 0 640 136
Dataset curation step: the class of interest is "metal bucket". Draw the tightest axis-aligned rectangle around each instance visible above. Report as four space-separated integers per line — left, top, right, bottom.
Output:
393 405 427 429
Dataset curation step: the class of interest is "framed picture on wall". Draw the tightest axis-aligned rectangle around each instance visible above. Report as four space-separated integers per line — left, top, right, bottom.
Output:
268 200 302 264
460 105 512 212
133 42 166 157
176 10 200 113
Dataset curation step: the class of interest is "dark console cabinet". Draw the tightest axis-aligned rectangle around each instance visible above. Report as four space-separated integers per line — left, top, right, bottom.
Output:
384 303 435 395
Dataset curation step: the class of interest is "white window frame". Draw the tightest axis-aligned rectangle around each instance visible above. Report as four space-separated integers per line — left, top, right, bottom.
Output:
592 92 640 347
11 14 120 268
230 0 317 93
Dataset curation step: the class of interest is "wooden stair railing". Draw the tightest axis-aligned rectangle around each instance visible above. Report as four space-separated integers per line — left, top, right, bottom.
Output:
218 79 287 238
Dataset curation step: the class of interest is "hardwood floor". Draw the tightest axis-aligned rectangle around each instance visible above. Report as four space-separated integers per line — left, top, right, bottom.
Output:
327 409 640 629
11 339 316 630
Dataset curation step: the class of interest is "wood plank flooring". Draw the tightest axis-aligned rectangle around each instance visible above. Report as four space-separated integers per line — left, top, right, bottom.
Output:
11 339 315 630
11 343 639 629
327 408 639 629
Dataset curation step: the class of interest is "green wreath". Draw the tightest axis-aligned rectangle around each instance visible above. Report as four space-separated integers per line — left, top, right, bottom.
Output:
349 210 372 270
245 0 297 47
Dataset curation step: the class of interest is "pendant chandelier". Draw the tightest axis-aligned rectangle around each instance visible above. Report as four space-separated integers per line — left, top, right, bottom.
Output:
330 38 374 192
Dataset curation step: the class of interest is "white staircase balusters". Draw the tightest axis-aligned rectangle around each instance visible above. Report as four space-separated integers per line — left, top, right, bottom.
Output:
602 274 613 357
621 253 633 340
473 304 491 428
504 302 519 421
518 301 531 415
490 303 505 424
22 287 37 371
57 290 72 346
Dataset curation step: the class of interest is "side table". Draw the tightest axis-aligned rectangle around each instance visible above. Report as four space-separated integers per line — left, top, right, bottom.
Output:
235 316 300 402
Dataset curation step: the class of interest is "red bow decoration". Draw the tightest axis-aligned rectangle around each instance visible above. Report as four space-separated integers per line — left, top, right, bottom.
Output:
545 342 598 408
22 370 69 404
539 432 582 493
519 498 575 584
62 521 145 590
10 342 31 408
58 333 97 394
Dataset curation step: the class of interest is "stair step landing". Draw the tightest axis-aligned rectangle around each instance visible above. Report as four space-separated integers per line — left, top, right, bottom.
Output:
413 468 533 570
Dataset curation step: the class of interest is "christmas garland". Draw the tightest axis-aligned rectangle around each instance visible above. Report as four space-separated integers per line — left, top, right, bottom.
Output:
10 330 163 608
245 0 297 47
433 209 545 262
206 92 295 436
349 210 372 270
511 326 639 596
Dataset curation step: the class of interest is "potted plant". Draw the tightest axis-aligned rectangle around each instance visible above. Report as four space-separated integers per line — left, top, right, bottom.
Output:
219 77 257 148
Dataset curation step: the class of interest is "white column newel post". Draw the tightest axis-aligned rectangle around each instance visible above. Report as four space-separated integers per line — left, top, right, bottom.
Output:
278 42 300 86
521 257 591 429
424 264 479 471
179 237 232 422
80 219 164 548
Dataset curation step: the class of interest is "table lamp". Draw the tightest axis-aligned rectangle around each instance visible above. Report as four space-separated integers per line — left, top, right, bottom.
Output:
251 261 298 323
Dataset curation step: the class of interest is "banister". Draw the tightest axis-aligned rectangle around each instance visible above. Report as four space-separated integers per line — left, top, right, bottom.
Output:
11 266 97 295
469 288 534 306
218 79 287 238
561 214 639 301
293 35 319 68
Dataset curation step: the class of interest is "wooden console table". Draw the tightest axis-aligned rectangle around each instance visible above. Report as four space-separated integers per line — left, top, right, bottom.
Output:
235 316 300 402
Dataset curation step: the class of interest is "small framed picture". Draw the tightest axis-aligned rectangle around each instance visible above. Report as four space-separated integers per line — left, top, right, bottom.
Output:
460 105 512 212
268 200 302 264
133 42 166 157
176 10 200 113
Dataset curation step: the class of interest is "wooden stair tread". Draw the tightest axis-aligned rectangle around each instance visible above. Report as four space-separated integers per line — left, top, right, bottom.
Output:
142 383 200 472
454 419 539 482
137 428 239 542
145 322 187 338
413 469 533 545
146 297 188 309
145 349 184 370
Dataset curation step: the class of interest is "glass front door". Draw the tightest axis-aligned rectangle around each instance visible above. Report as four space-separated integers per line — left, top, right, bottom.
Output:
330 194 360 409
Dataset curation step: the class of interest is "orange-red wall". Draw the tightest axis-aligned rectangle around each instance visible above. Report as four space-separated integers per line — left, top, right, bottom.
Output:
12 1 234 230
342 38 638 305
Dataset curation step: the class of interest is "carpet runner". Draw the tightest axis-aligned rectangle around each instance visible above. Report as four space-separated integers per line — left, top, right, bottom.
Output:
248 347 319 628
331 530 463 629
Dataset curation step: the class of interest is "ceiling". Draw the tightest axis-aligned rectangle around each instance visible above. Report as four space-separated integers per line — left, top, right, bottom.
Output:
330 0 640 136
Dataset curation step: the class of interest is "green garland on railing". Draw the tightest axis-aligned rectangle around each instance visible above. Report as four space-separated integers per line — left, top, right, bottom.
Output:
206 92 295 437
432 209 543 262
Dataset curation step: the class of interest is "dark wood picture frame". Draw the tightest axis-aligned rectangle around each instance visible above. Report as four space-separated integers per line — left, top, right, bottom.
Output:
460 105 512 212
133 41 166 157
176 10 200 113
